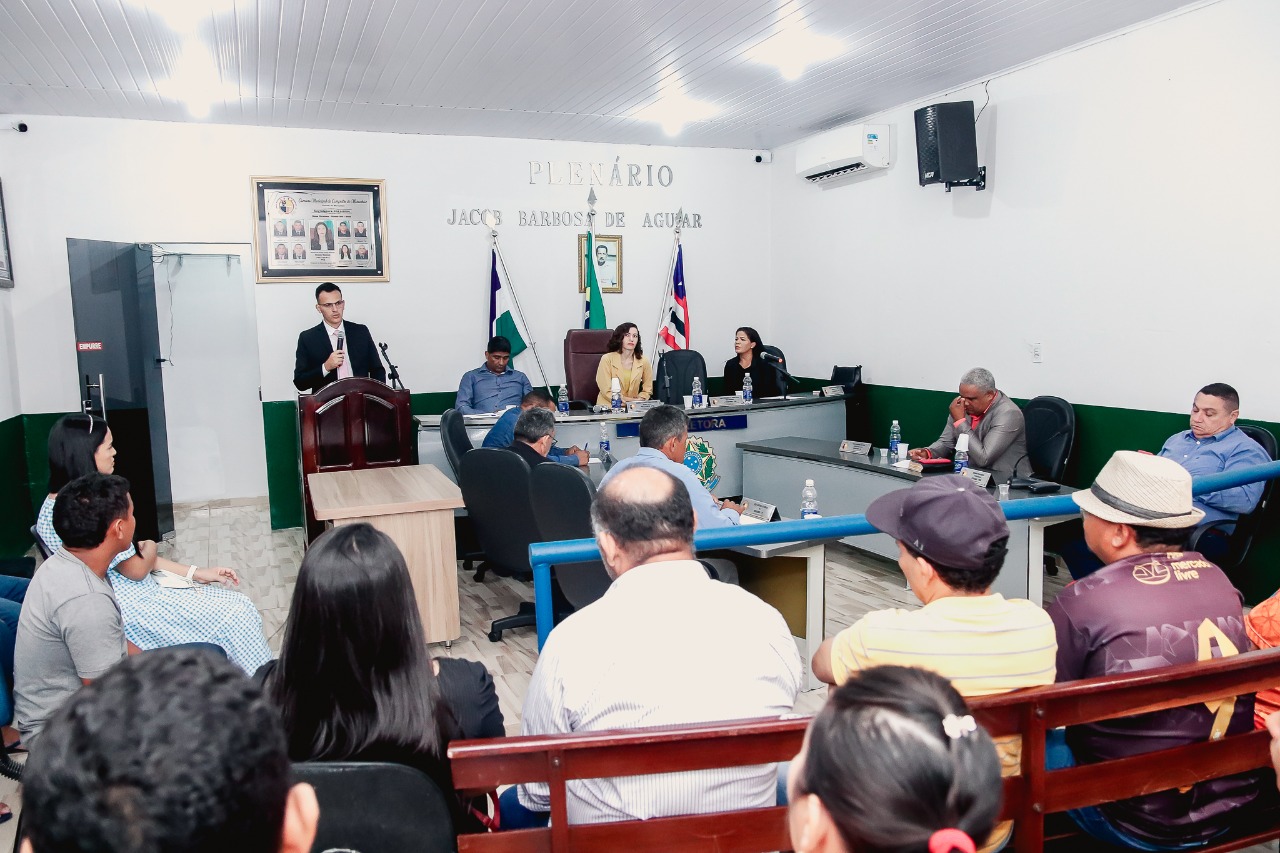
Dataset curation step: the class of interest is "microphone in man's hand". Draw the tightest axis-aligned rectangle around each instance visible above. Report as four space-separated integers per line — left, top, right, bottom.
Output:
335 329 345 351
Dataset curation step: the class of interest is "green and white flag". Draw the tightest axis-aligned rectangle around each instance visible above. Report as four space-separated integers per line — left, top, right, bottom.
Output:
489 248 527 357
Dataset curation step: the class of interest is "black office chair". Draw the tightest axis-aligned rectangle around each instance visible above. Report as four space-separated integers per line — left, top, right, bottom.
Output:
439 408 472 480
654 349 709 405
1188 424 1278 575
830 365 861 392
293 762 456 853
1021 395 1076 483
459 449 568 640
530 464 613 610
760 345 789 396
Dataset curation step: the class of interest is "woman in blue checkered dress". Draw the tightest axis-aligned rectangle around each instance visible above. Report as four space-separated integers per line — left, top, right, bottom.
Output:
35 415 271 673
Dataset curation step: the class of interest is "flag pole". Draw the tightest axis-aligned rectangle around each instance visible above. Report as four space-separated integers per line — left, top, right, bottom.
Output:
491 224 554 395
651 208 683 355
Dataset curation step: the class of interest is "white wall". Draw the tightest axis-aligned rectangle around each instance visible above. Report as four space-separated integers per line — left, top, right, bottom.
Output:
0 289 19 422
0 119 773 416
769 0 1280 421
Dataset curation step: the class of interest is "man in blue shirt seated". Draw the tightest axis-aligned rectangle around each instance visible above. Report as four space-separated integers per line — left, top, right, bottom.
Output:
1158 382 1270 527
455 335 532 415
482 390 588 467
601 405 743 529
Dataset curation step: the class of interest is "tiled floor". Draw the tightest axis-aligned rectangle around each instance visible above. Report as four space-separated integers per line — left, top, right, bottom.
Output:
0 504 1273 853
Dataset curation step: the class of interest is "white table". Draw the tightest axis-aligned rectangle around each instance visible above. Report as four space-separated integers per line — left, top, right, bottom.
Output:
739 437 1077 605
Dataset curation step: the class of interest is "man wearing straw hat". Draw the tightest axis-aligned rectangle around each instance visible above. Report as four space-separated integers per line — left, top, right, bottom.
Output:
1046 450 1261 850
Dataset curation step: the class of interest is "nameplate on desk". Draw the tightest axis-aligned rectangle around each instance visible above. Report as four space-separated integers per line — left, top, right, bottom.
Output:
961 468 993 488
839 440 872 455
710 395 743 407
626 400 662 413
821 385 845 397
740 498 779 525
688 414 747 432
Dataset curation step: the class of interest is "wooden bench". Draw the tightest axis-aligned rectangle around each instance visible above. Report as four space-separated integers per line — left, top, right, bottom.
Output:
448 647 1280 852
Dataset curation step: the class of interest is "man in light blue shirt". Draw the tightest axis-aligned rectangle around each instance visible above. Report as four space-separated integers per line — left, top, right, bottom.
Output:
483 390 588 467
1157 383 1270 526
600 405 743 529
455 335 532 415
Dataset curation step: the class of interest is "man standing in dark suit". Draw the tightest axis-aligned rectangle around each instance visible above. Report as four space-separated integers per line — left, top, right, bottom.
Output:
292 283 386 393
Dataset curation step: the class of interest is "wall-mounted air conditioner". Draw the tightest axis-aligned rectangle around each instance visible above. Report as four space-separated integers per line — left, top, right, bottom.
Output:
796 124 890 184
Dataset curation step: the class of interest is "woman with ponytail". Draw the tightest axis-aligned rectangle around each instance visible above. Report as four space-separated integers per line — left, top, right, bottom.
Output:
786 665 1003 853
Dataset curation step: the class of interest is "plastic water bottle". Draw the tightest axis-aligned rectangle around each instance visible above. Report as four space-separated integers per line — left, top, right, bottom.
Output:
800 479 819 519
691 376 704 409
599 422 610 457
742 372 753 404
889 420 901 458
557 385 569 414
954 433 970 474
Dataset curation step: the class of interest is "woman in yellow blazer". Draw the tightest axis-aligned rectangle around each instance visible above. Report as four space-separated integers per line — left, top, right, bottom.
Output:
595 322 654 407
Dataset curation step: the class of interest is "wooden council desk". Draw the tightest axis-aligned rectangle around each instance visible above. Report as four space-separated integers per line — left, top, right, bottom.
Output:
307 465 464 645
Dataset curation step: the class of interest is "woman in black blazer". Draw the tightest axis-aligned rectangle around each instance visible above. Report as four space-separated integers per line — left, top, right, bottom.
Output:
723 326 781 398
259 524 503 832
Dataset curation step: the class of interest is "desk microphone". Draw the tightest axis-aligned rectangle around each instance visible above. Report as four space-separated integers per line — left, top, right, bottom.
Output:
760 351 783 363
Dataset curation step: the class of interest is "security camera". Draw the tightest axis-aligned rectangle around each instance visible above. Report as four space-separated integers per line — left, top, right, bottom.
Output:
12 122 27 133
752 151 773 164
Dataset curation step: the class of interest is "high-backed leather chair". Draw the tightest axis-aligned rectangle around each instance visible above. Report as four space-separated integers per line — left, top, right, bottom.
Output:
293 762 456 853
654 350 708 405
530 464 612 610
1188 424 1278 574
298 377 414 543
439 408 472 479
563 329 614 406
1021 395 1076 483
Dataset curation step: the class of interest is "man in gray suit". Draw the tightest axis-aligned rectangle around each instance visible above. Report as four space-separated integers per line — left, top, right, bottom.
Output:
910 367 1029 478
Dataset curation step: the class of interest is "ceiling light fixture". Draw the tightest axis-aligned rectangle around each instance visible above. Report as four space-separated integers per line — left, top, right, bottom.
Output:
746 27 845 81
124 0 237 34
156 43 236 119
632 89 720 137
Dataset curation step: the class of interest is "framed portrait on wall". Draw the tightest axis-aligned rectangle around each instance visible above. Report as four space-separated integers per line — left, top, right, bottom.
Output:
251 176 389 283
0 180 13 288
578 233 622 294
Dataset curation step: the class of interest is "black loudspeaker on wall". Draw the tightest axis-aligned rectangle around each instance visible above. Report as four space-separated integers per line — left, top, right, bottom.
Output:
914 100 986 191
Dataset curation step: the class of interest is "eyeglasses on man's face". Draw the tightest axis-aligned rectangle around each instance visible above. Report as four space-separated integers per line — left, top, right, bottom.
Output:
318 300 345 310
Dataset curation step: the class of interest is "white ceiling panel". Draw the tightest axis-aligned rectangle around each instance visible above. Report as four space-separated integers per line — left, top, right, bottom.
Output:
0 0 1210 149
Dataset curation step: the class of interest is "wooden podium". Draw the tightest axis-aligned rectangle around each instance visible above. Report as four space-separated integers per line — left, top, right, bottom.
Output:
298 377 415 543
308 465 464 644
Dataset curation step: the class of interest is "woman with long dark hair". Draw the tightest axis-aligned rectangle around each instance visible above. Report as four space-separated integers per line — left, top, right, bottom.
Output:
787 665 1002 853
35 414 271 673
261 523 502 830
723 326 781 398
595 321 653 407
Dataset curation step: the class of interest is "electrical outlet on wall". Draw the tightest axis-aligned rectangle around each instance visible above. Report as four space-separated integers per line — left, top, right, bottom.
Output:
1031 342 1043 363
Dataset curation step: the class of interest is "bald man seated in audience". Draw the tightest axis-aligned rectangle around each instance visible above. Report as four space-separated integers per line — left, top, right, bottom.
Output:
910 367 1030 479
20 648 318 853
812 474 1055 853
500 467 801 828
482 389 587 466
